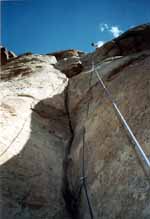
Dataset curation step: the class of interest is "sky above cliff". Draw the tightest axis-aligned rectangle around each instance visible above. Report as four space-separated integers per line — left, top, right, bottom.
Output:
1 0 150 55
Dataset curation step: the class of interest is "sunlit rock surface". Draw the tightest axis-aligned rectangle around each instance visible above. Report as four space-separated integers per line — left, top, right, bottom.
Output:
0 53 71 218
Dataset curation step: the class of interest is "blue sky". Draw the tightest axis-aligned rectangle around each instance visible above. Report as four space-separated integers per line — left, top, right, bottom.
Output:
1 0 150 55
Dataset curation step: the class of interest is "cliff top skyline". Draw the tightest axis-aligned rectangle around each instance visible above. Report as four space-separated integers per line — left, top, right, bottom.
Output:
1 0 150 54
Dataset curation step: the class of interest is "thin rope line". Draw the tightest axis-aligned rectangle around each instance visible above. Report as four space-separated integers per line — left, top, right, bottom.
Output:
79 57 150 218
94 62 150 176
82 127 94 219
80 64 95 219
0 100 35 159
0 117 28 158
86 66 94 118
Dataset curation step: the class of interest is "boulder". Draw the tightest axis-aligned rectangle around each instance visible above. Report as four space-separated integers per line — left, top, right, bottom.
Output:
55 56 83 78
0 46 17 65
0 47 9 65
47 49 85 61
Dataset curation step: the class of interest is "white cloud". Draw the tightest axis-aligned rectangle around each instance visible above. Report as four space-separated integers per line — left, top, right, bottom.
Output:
109 26 123 37
100 23 109 32
99 23 123 38
96 41 105 47
91 41 105 48
100 26 105 32
104 24 109 29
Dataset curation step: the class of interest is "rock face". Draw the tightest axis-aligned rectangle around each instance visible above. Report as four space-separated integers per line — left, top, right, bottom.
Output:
55 56 83 78
66 51 150 219
0 46 17 65
82 23 150 70
0 54 71 218
0 24 150 219
1 53 57 80
48 49 85 78
47 49 85 61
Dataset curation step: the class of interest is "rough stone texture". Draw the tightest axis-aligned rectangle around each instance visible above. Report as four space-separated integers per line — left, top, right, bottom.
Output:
0 24 150 219
47 49 85 61
55 56 83 78
95 23 150 60
0 46 17 65
66 51 150 219
81 23 150 71
0 54 71 219
1 53 57 80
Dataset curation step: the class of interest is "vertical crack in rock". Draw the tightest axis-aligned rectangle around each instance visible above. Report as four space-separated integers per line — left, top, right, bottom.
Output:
64 82 74 154
62 81 81 219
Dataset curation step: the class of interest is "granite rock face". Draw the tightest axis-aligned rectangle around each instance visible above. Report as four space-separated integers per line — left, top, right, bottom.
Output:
0 24 150 219
66 51 150 219
63 24 150 219
48 49 85 78
81 23 150 71
55 56 83 78
0 53 71 218
47 49 85 61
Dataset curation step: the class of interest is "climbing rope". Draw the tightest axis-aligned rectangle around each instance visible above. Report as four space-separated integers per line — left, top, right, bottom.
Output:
80 64 95 219
0 117 28 158
81 127 95 219
80 59 150 217
93 61 150 176
0 101 34 159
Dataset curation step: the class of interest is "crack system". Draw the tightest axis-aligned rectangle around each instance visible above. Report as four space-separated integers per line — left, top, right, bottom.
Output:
61 51 150 219
62 81 81 219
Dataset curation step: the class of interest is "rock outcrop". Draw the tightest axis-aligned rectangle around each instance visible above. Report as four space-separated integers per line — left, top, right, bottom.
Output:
82 23 150 71
47 49 85 61
0 24 150 219
0 53 71 218
55 56 83 78
0 46 17 65
66 50 150 219
48 49 85 78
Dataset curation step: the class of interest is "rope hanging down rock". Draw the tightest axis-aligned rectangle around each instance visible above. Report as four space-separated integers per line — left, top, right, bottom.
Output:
93 61 150 177
79 58 150 218
80 63 95 219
